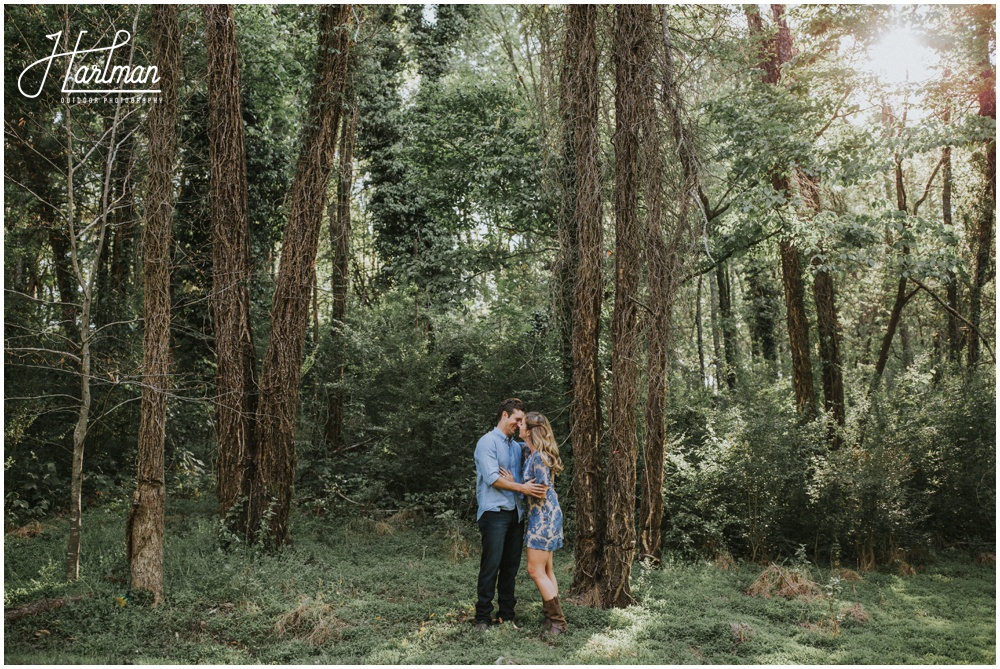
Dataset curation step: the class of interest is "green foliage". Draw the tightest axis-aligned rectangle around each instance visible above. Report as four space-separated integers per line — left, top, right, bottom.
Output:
4 499 995 664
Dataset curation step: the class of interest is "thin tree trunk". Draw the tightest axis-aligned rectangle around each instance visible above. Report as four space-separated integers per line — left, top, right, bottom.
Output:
716 261 737 389
941 106 963 362
253 4 352 546
325 102 358 452
602 3 647 610
709 263 721 390
696 275 706 386
65 6 127 578
566 3 605 606
968 61 996 369
127 4 180 603
745 262 778 362
205 4 259 535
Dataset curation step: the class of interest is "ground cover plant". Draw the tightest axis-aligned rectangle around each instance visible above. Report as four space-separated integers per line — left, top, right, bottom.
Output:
4 498 995 665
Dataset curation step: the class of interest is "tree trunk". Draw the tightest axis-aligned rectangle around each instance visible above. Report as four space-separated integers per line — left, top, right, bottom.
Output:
325 101 358 452
638 7 696 564
126 4 180 603
64 8 122 578
749 4 816 417
696 275 706 385
566 4 605 606
709 264 721 390
716 261 738 389
253 4 352 546
798 171 845 437
968 62 996 369
602 3 647 609
941 112 963 362
204 4 259 535
553 12 580 401
745 261 779 362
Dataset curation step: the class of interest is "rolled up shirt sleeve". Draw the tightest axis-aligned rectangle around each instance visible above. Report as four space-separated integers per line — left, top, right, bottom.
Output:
475 437 501 487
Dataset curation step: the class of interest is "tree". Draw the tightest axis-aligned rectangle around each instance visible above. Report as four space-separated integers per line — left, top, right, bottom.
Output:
204 3 260 537
601 3 648 609
638 6 696 565
126 4 180 603
565 4 605 607
250 4 352 545
749 4 817 418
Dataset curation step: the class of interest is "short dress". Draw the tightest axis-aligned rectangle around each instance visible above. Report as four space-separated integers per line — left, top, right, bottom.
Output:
522 450 564 551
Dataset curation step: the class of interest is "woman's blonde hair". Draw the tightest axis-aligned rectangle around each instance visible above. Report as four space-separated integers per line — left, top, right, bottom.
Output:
524 412 563 477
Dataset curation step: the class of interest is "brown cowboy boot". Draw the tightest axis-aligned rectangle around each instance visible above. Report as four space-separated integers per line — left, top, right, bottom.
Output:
543 597 568 637
540 598 555 633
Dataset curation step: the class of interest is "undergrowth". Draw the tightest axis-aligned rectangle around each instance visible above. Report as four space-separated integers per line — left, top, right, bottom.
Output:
3 497 995 664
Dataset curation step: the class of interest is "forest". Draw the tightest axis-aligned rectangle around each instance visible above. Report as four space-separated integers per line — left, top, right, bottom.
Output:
3 3 996 663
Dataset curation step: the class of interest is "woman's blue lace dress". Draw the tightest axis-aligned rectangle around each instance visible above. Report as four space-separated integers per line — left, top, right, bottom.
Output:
522 450 564 551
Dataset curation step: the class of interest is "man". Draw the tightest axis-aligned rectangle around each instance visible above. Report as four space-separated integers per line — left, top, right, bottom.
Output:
473 397 548 631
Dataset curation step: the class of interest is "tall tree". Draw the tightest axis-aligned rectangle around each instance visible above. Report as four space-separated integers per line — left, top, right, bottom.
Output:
204 4 260 536
127 4 180 602
252 3 352 545
324 98 359 452
638 6 696 565
565 4 605 607
602 2 647 609
748 4 816 417
967 37 996 370
64 8 135 580
798 172 846 438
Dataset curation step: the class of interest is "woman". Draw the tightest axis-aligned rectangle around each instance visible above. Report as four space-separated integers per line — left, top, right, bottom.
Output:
503 411 568 636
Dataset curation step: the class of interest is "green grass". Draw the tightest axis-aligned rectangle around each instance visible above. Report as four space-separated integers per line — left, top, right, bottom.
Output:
4 497 995 664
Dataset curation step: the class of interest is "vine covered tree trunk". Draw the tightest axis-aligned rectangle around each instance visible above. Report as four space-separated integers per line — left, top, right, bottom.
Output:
253 4 352 546
941 105 963 362
554 21 580 403
638 7 695 565
602 3 647 609
745 261 779 362
566 3 605 606
325 100 358 452
127 3 180 603
205 4 259 534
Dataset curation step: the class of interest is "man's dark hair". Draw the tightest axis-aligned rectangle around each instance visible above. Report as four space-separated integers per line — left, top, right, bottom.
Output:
495 398 525 424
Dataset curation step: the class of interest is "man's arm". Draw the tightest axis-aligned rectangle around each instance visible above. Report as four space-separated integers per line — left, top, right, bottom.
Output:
492 473 547 499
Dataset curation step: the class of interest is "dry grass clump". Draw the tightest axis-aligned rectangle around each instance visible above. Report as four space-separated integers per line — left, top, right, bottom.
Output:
443 528 474 563
746 565 820 601
387 509 422 524
7 521 44 539
833 567 863 582
273 595 346 646
375 520 394 536
843 602 870 624
975 552 995 566
714 551 737 571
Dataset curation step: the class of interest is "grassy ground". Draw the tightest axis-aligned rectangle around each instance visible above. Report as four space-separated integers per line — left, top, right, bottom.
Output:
4 497 995 664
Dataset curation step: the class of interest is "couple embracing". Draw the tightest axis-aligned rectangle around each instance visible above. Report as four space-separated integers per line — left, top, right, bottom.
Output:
472 398 568 637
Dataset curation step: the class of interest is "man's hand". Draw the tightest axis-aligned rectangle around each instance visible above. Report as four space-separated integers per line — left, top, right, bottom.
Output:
520 478 548 500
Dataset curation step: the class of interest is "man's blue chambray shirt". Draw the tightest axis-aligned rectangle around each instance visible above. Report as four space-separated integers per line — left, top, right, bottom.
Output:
474 427 525 521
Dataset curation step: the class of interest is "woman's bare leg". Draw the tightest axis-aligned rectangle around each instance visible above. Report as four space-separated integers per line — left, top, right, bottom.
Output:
526 548 557 600
545 551 557 594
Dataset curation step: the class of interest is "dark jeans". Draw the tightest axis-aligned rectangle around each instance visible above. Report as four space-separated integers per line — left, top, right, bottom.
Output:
475 509 524 623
